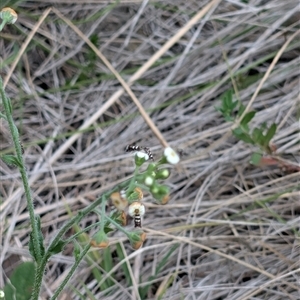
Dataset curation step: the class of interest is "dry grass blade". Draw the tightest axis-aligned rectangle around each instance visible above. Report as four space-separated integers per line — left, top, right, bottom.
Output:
3 8 52 88
236 28 300 125
52 7 170 148
1 0 299 299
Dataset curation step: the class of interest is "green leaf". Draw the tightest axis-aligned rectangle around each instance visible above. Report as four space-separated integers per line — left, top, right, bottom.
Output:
115 243 131 285
260 122 267 131
215 105 225 115
224 115 234 122
102 248 114 287
240 123 250 133
35 216 45 257
231 100 239 110
241 111 256 126
3 262 35 300
232 127 243 135
29 232 36 261
232 128 254 144
222 90 233 109
73 242 81 261
217 90 238 119
0 111 7 119
7 96 13 114
49 240 66 255
29 216 45 262
1 155 22 168
104 226 114 234
252 127 264 145
237 103 246 117
264 123 277 147
250 153 263 165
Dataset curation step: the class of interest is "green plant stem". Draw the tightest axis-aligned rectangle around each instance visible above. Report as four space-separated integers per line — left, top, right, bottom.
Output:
100 195 106 232
0 79 42 263
126 166 140 196
105 215 129 235
30 259 49 300
31 180 130 299
50 244 91 300
31 194 109 300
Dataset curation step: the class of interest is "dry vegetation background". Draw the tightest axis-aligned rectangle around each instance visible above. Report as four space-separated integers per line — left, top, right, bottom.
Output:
1 0 300 299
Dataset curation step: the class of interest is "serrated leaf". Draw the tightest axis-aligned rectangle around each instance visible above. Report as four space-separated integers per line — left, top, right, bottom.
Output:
232 128 254 144
3 262 35 300
1 155 22 168
241 111 256 126
250 153 263 165
264 123 277 147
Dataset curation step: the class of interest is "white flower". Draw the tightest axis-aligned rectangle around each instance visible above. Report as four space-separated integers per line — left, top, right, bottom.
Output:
128 202 145 217
164 147 180 164
136 151 149 161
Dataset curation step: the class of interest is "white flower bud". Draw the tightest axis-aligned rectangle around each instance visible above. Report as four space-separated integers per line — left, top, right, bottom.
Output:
164 147 180 164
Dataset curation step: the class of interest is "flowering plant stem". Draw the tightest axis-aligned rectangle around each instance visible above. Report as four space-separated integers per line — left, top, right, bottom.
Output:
105 215 129 235
49 244 91 300
1 76 134 299
30 181 129 300
0 78 42 263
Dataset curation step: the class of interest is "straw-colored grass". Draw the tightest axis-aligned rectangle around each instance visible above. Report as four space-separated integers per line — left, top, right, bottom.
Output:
1 0 299 299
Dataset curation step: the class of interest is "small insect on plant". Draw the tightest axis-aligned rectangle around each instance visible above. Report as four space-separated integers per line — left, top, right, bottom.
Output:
125 144 154 160
128 202 145 227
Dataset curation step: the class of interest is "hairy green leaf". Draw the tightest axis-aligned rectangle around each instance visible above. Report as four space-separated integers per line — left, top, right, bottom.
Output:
1 154 22 168
73 242 81 261
36 216 45 257
29 217 45 262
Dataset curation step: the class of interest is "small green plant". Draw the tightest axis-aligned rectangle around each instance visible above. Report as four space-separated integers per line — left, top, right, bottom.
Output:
216 89 278 165
3 262 35 300
0 8 181 300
